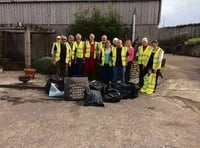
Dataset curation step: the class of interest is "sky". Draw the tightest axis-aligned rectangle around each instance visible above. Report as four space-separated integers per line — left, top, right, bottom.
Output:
159 0 200 27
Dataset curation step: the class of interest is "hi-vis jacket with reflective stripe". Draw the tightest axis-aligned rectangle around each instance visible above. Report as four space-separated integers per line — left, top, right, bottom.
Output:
153 47 163 70
140 73 156 94
66 42 76 60
55 43 71 64
112 46 127 67
137 45 153 66
85 41 98 59
74 41 84 58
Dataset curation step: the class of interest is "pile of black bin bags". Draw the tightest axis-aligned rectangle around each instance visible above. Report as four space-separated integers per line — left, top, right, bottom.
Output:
45 75 139 107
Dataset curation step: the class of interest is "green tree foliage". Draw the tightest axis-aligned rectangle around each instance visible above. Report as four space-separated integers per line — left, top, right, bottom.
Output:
187 37 200 45
33 57 56 74
67 7 122 41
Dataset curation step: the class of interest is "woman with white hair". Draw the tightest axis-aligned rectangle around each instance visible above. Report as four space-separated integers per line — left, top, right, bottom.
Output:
136 37 153 87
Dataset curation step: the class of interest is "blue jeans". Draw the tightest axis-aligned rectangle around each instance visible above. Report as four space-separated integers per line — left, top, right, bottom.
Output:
113 66 125 83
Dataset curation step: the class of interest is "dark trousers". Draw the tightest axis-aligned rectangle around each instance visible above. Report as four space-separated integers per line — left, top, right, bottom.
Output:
138 64 147 87
74 58 83 76
100 64 113 84
56 62 68 78
152 69 160 89
125 61 132 83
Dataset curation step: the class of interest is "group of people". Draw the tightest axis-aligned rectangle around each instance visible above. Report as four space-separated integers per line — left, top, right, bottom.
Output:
137 37 164 94
51 34 164 94
51 33 134 85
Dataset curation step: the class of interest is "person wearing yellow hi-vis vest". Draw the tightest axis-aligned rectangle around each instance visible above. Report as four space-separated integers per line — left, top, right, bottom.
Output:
51 35 61 65
145 40 164 90
51 35 71 77
136 37 153 87
84 33 98 80
66 35 75 77
99 40 113 84
97 35 107 55
74 33 84 76
111 39 128 83
140 69 156 94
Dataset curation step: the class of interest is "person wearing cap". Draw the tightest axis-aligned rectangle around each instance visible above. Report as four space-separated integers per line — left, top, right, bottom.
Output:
84 33 98 80
74 33 84 76
136 37 153 87
111 39 128 83
51 35 61 61
51 35 71 77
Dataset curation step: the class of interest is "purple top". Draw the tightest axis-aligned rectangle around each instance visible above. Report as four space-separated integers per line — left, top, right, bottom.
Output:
127 47 134 62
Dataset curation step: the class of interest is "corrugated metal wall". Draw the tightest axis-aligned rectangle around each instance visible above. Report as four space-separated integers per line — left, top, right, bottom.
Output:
158 25 200 41
0 1 160 25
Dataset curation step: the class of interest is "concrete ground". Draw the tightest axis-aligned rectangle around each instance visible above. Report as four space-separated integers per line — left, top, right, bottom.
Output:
0 54 199 148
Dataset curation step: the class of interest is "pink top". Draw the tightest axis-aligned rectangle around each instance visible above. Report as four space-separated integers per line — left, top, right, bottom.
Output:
127 47 134 62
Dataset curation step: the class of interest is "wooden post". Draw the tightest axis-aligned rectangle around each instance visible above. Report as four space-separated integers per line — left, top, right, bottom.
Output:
24 25 31 68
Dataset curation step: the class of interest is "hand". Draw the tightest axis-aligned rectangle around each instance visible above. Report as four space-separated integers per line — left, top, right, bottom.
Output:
53 60 56 65
69 62 71 67
154 69 157 74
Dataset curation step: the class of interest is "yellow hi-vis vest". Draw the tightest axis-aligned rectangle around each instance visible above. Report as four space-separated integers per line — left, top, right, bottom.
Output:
100 48 112 66
98 41 104 54
55 43 70 64
140 73 156 94
153 48 163 70
66 42 75 60
112 47 127 67
74 41 84 58
137 45 153 66
85 41 97 59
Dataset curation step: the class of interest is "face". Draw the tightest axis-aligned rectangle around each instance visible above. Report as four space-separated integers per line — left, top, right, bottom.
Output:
76 35 81 42
142 40 148 46
152 42 158 48
116 40 122 47
89 34 95 41
68 35 74 43
105 41 111 48
101 35 107 43
56 37 61 42
61 38 67 44
125 40 131 47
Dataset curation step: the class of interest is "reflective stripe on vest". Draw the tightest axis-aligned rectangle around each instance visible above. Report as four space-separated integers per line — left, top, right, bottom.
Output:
153 48 163 70
55 43 70 63
137 46 153 65
74 41 84 58
85 41 97 59
112 47 127 67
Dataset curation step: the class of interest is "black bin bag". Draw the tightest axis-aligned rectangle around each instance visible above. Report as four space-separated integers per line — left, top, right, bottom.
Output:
111 82 139 99
89 80 107 95
45 74 64 94
103 88 121 103
84 90 104 107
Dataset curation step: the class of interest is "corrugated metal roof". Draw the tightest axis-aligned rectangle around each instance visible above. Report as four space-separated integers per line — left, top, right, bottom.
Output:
0 0 161 3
